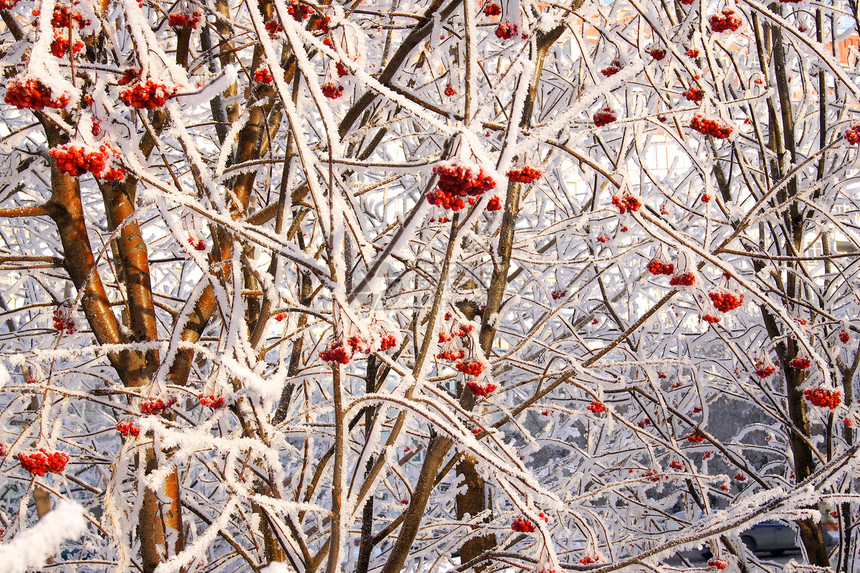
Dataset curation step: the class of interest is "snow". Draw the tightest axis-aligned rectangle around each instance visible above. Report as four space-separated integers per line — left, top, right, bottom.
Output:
0 501 87 573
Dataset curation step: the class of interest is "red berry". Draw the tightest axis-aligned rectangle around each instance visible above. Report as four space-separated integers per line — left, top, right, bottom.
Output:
686 429 706 443
511 517 536 532
601 59 623 77
690 114 733 139
803 387 841 409
686 49 699 58
846 125 860 144
483 2 501 16
708 558 728 569
322 82 344 99
587 400 607 413
789 357 811 370
199 394 226 408
140 396 178 415
117 421 141 436
444 83 456 97
119 80 177 109
506 165 542 183
254 67 273 84
593 108 617 127
708 290 743 312
168 11 202 29
648 48 666 60
495 22 517 39
669 272 696 286
683 86 705 102
708 9 742 33
5 77 70 110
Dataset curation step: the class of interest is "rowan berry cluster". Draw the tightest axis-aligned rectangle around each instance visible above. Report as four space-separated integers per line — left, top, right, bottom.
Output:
803 388 841 409
0 444 5 456
254 68 273 84
118 68 141 86
845 125 860 144
506 166 542 183
380 335 397 351
709 10 742 33
734 473 746 482
702 314 721 323
264 19 283 35
708 558 728 570
52 307 76 334
669 272 696 286
511 517 536 532
587 400 607 413
312 14 331 33
443 83 456 97
690 115 732 139
789 357 811 369
168 11 202 29
50 35 84 58
754 357 777 378
50 144 124 181
0 0 21 9
593 108 617 127
597 236 609 243
611 194 641 214
51 3 88 27
486 196 502 211
669 460 684 470
286 0 314 21
686 49 699 58
483 2 501 15
840 330 850 343
637 418 651 428
601 59 623 77
845 417 854 427
686 429 706 443
322 82 344 99
320 342 350 363
188 236 206 250
427 161 496 211
551 289 567 300
647 260 674 275
701 193 711 203
140 396 178 415
466 380 497 396
456 359 486 376
200 394 225 408
709 291 743 312
648 48 666 60
437 349 465 361
641 469 662 482
18 449 69 476
495 22 517 39
5 77 70 109
683 86 704 102
117 421 141 436
119 80 177 109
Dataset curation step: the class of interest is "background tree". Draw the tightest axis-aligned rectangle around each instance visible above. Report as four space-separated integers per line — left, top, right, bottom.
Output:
0 0 858 571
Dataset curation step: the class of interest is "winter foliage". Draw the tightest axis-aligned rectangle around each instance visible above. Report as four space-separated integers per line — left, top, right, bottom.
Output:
0 0 858 570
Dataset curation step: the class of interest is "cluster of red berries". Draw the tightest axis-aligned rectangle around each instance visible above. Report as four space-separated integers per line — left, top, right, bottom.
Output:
444 83 456 97
320 342 350 363
511 517 536 532
690 115 733 139
641 469 662 482
0 444 5 456
702 314 721 323
495 22 517 39
845 125 860 145
686 429 706 443
611 194 642 214
200 394 225 408
18 449 69 476
5 77 70 109
683 86 704 103
380 335 397 351
669 460 684 470
648 48 666 60
188 236 206 250
427 161 496 211
637 418 651 428
51 4 88 28
686 49 699 58
601 59 623 77
286 0 314 21
709 10 742 33
140 396 178 415
50 144 124 181
275 312 288 321
168 11 202 29
597 236 609 243
486 196 502 211
0 0 21 8
118 68 141 86
669 272 696 286
789 357 811 369
734 473 746 482
840 330 850 343
593 107 617 127
254 68 273 84
551 289 567 300
506 166 542 183
708 558 728 570
754 358 777 378
322 82 344 99
52 307 75 334
587 400 607 413
117 421 141 436
312 14 331 33
845 417 854 427
265 19 283 35
456 359 486 376
483 2 501 16
709 291 743 312
647 260 675 275
437 349 465 361
466 380 497 396
580 556 601 565
803 388 841 409
701 193 711 203
50 35 84 58
119 80 177 109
